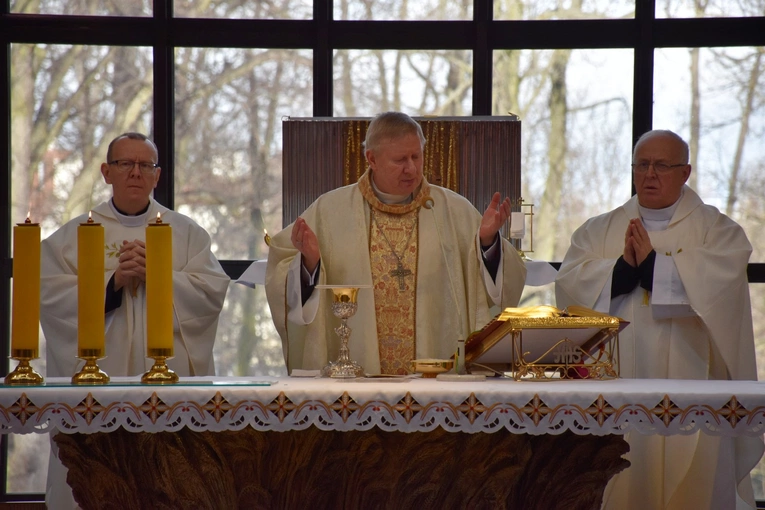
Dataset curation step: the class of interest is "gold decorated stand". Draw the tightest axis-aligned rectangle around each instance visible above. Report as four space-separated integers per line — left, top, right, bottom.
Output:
5 349 44 385
72 348 109 385
464 306 627 381
141 348 179 384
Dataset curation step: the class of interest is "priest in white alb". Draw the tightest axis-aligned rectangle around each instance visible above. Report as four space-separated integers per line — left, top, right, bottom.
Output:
40 132 230 509
555 129 763 510
266 111 526 375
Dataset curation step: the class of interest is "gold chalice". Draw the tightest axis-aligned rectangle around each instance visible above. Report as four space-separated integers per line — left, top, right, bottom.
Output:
316 285 370 378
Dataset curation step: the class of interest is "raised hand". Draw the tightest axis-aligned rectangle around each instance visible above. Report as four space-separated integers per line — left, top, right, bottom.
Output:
291 217 320 273
479 192 512 247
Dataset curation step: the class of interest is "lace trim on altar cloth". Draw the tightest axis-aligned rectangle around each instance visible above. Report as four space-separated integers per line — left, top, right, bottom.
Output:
2 385 764 437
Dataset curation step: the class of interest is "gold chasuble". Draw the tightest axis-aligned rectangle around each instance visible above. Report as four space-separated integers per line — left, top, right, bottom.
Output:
358 172 427 375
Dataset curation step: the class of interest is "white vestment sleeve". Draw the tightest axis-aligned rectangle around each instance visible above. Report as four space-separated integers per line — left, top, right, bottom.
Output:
650 253 696 319
286 255 320 325
595 269 614 314
168 215 230 376
477 233 502 306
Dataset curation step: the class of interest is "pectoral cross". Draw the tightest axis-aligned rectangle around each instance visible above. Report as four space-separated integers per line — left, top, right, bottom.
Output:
390 261 412 291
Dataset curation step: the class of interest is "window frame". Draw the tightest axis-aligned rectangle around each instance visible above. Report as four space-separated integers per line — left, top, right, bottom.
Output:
1 0 764 502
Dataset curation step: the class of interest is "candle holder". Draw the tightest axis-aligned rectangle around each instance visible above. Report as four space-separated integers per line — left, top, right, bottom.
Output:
71 349 110 385
510 197 534 261
141 348 178 384
5 349 43 386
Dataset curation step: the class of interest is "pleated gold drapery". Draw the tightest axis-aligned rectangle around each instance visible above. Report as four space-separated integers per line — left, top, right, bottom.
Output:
342 119 460 192
282 116 520 228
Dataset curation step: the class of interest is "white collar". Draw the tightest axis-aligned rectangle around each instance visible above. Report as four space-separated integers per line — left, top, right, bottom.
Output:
108 199 153 227
638 190 683 231
370 175 413 205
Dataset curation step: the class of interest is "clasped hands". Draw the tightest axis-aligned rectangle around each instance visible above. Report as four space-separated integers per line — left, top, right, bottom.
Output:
623 218 653 267
114 239 146 293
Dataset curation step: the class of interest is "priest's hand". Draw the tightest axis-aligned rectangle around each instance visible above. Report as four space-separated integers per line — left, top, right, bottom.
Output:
114 239 147 291
479 192 512 247
623 224 637 267
628 218 653 266
291 217 320 273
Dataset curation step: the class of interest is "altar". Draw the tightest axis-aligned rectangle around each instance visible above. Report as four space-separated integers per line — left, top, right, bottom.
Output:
3 377 764 509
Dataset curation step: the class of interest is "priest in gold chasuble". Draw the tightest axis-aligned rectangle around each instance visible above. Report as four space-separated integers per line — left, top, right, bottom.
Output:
266 112 526 375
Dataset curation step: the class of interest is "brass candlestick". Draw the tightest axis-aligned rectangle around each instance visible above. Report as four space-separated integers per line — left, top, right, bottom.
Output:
72 348 110 384
5 349 43 385
141 348 178 384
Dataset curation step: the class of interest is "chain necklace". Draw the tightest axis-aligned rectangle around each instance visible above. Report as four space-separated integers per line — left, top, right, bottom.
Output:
371 210 418 291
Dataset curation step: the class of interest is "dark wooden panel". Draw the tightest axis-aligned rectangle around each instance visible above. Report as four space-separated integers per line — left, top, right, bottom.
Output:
282 116 521 228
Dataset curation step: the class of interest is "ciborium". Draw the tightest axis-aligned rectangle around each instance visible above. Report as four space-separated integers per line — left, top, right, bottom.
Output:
316 285 370 378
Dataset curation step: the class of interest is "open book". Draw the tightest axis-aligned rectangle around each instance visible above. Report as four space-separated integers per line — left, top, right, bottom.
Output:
464 305 628 368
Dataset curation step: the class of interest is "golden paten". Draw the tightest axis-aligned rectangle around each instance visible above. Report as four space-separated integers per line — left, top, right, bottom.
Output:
410 358 454 378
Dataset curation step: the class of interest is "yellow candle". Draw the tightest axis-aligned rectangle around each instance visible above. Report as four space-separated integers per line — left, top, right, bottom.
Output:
146 214 173 353
11 217 41 355
78 214 105 354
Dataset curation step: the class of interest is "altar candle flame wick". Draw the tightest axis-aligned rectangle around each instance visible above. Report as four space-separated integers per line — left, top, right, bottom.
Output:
87 211 94 224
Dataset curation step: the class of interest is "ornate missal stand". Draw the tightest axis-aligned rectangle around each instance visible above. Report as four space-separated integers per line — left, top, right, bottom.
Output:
5 349 44 385
465 306 626 381
72 348 110 385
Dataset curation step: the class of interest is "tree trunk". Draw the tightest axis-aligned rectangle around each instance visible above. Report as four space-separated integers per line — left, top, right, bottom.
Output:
535 48 572 262
726 49 762 217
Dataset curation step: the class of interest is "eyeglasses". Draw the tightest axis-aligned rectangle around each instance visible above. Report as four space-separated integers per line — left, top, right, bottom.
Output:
631 161 687 174
108 160 159 174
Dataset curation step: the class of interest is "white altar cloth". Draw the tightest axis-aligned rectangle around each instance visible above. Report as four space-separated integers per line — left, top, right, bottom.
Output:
1 377 763 437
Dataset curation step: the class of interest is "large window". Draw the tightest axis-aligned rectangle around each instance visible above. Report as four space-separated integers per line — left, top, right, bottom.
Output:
1 0 764 503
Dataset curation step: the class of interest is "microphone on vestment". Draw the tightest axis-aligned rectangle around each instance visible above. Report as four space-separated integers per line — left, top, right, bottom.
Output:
420 195 466 363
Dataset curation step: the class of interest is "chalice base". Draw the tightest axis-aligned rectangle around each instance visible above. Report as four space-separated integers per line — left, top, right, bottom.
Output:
323 359 364 379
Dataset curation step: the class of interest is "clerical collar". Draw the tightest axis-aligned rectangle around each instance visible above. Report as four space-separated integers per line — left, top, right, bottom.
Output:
109 198 152 227
370 176 413 205
638 189 683 231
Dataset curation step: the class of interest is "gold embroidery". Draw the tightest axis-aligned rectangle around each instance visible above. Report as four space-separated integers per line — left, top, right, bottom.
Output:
372 210 417 291
370 209 418 375
105 242 121 258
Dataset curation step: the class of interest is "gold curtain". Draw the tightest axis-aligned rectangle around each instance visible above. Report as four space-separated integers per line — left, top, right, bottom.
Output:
342 119 460 193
